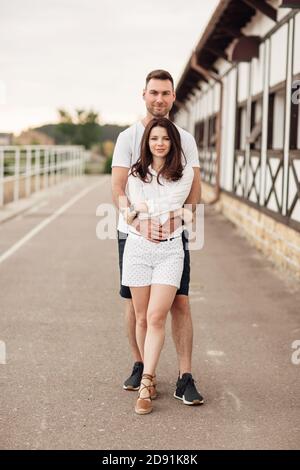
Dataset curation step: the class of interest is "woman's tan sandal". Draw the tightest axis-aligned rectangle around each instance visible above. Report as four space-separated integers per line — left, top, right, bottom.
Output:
135 374 154 415
150 374 157 400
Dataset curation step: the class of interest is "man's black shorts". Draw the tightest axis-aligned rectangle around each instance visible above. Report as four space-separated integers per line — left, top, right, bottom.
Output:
117 231 190 299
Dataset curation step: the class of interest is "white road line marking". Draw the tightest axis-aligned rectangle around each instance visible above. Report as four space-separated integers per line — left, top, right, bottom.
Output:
0 178 107 266
207 350 225 357
225 391 241 412
190 296 206 303
27 200 48 214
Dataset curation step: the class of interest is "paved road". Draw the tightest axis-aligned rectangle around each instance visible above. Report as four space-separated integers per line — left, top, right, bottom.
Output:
0 175 299 450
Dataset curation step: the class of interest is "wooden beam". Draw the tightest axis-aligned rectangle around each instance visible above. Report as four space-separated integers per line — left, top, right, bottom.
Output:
220 25 245 38
190 53 222 83
230 36 260 62
242 0 277 22
203 45 230 62
210 66 219 74
280 0 300 7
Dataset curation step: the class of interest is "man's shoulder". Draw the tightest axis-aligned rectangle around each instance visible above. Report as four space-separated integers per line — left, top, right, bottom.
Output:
118 122 140 139
175 124 194 142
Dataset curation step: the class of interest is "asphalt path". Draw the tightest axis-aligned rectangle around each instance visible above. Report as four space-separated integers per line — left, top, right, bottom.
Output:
0 175 299 450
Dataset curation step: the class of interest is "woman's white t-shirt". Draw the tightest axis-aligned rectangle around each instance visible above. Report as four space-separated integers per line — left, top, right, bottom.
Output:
111 121 200 234
127 164 194 237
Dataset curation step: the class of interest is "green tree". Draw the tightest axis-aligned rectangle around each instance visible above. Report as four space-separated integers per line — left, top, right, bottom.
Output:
57 108 101 149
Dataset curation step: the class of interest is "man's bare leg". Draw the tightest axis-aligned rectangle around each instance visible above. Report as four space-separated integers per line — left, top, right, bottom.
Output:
125 299 143 362
170 295 204 405
170 295 193 375
123 299 144 391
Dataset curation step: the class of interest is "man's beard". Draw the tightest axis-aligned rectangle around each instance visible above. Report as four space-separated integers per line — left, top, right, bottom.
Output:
147 105 169 118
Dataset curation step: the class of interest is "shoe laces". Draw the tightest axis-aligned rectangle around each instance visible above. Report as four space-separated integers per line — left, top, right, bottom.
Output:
180 373 195 390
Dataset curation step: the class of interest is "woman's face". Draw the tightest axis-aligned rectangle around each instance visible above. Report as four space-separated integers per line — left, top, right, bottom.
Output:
148 126 171 159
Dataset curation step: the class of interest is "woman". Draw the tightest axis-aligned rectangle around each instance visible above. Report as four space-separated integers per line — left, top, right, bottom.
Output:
121 117 194 415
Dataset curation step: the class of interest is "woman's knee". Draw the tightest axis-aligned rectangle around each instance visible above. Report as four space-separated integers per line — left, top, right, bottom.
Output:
135 312 147 329
147 310 167 329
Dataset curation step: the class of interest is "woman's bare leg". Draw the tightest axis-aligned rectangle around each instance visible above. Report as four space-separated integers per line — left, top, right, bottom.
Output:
142 284 178 384
130 286 151 361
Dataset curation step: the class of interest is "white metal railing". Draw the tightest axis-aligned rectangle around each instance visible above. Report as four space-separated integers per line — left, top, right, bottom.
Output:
0 145 88 207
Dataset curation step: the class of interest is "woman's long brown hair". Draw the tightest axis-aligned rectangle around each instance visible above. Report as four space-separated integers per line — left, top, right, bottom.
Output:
130 118 186 184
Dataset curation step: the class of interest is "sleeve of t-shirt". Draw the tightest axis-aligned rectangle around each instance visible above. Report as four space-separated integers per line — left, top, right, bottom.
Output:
145 165 194 216
111 131 131 168
182 133 200 168
127 174 145 205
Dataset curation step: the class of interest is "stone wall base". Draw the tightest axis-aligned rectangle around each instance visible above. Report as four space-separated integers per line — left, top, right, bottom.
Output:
201 182 300 279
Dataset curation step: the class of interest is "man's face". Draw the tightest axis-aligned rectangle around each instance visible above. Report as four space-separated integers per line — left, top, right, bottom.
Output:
143 78 176 118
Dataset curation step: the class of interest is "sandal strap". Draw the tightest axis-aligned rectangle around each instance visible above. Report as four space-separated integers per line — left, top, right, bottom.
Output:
138 374 154 400
142 373 154 380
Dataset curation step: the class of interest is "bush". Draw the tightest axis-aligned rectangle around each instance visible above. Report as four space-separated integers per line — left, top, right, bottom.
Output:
103 155 112 174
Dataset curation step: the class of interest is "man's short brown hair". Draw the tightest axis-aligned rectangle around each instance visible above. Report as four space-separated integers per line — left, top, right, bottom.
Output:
145 70 174 89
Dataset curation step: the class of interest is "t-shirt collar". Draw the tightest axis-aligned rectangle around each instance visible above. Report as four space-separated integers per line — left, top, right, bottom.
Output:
148 164 157 175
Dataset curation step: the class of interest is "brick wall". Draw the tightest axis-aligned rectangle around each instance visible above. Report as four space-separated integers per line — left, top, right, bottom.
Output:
201 182 300 279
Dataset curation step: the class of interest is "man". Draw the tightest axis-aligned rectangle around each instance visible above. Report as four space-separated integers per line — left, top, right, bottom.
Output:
111 69 203 405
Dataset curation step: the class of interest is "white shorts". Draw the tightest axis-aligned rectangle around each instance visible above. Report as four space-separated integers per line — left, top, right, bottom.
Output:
122 234 184 288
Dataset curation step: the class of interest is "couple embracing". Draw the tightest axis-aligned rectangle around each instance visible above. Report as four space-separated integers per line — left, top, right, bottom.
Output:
111 69 204 415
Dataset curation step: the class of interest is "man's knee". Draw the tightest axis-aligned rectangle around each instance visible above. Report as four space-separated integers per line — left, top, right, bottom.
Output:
125 299 135 317
171 295 191 317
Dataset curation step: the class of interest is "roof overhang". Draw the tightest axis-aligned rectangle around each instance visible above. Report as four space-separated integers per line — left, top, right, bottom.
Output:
279 0 300 8
229 35 260 62
173 0 283 116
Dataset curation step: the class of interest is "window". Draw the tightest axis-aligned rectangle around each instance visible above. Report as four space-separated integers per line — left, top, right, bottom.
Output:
235 105 247 150
194 120 205 149
208 115 217 148
247 99 262 150
290 80 300 150
268 89 285 149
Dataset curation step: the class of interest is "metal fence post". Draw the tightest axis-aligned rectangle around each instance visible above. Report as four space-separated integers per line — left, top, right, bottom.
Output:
44 148 49 189
58 149 62 183
1 145 85 208
35 148 40 193
81 148 85 176
25 148 31 197
51 148 55 185
76 149 80 177
14 147 20 202
71 148 76 178
0 148 4 207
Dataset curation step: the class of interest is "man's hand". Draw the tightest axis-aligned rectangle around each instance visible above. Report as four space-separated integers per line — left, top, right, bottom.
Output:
172 207 194 224
130 217 169 243
160 215 182 237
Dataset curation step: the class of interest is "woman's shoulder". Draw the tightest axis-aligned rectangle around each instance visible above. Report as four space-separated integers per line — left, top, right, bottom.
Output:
128 170 149 185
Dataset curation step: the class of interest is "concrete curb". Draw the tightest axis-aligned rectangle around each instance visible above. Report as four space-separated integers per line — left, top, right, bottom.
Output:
0 178 85 225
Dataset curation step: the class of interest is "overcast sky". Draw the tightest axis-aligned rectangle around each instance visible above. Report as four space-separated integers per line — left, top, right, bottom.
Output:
0 0 219 133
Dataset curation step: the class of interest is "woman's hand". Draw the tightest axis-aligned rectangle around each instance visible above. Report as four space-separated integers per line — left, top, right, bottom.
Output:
122 207 138 225
133 202 148 213
132 218 169 243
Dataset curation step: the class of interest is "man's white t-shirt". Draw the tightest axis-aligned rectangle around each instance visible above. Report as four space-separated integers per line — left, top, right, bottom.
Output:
111 121 200 234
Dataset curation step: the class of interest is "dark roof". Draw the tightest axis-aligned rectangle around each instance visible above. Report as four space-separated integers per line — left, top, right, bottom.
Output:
173 0 259 112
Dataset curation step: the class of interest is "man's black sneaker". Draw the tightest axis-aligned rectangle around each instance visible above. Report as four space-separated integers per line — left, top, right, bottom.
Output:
173 373 204 405
123 362 144 390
